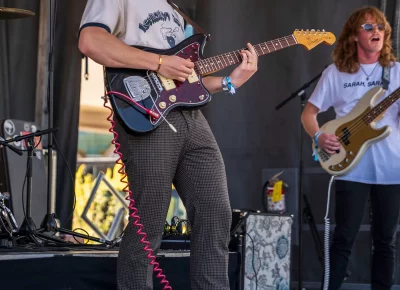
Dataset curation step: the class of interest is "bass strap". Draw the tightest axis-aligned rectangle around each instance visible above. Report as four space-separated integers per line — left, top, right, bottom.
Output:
381 65 391 90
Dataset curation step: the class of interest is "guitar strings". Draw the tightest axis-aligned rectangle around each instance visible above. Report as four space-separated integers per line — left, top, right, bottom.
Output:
324 89 400 153
124 35 298 84
338 90 400 140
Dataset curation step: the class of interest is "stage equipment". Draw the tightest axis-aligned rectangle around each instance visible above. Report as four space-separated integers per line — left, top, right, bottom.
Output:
232 212 293 290
275 66 326 289
0 192 18 245
0 7 35 19
0 127 65 246
40 0 58 232
0 119 48 227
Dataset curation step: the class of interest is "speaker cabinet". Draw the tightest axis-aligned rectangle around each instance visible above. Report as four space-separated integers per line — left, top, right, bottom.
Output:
242 213 293 290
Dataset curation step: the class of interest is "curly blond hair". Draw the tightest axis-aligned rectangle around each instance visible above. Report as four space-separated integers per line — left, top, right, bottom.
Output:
332 6 396 73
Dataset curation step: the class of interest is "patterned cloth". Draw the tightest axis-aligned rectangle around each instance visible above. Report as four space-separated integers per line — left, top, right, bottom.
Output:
244 214 292 290
114 109 232 290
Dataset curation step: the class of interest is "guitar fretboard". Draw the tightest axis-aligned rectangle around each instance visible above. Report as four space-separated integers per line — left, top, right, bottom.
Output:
194 35 298 75
363 87 400 123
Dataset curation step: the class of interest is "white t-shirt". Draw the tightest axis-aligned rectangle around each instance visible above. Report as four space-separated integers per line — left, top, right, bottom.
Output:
80 0 185 49
309 62 400 184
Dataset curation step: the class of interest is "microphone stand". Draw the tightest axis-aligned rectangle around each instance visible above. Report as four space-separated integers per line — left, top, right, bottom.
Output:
35 0 110 247
0 129 66 246
40 0 57 232
275 66 326 290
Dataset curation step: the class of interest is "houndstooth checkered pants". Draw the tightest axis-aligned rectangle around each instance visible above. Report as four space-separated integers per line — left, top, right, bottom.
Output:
114 109 232 290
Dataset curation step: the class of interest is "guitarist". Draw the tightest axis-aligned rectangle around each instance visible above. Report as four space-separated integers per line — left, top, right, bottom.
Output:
78 0 258 289
301 6 400 290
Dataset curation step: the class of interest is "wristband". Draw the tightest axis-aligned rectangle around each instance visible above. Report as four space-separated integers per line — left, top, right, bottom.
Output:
222 76 236 95
312 131 323 161
313 131 323 146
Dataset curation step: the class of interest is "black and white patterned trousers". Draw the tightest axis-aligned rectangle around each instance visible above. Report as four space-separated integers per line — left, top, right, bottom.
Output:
114 109 232 290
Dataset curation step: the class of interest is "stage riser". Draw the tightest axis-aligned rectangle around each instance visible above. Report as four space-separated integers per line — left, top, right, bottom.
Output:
0 252 240 290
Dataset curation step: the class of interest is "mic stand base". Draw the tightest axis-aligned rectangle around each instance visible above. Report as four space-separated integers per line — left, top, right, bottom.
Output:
39 212 113 245
17 216 43 246
40 213 58 232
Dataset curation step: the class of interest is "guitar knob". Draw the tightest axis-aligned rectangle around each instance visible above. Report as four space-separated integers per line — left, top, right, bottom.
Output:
345 159 349 163
349 151 353 155
199 95 205 101
338 164 343 168
169 95 177 103
159 102 167 109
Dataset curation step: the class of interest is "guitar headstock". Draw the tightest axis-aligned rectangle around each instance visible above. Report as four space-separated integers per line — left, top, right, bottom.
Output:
293 29 336 50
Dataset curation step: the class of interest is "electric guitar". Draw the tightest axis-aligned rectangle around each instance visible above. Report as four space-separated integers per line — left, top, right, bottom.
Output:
314 86 400 175
105 30 336 133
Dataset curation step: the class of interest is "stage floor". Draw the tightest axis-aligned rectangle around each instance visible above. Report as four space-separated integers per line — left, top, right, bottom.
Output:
0 246 240 290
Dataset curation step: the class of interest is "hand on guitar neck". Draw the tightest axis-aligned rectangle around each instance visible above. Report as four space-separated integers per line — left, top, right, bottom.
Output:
316 133 341 155
157 43 258 88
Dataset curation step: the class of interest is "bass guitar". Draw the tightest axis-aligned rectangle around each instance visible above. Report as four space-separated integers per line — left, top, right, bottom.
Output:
105 30 336 133
314 85 400 175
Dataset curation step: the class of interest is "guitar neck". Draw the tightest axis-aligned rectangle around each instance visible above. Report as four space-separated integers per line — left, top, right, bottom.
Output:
365 87 400 123
194 35 298 75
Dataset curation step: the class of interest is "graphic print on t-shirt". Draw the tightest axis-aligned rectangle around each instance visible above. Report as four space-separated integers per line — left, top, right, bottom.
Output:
139 10 184 48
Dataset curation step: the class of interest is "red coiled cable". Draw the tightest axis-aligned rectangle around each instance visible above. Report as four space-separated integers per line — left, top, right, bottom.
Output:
103 94 172 290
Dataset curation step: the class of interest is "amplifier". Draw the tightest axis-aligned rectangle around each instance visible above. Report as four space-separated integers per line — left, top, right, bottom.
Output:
242 213 293 290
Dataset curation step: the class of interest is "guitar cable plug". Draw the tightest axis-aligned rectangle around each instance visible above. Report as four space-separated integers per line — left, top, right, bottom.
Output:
106 91 177 133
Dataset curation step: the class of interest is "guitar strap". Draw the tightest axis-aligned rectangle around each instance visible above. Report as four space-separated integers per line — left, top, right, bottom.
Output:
381 65 391 90
167 0 210 39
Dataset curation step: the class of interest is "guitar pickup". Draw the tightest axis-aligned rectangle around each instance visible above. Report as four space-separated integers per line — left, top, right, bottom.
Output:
158 74 176 91
188 69 199 84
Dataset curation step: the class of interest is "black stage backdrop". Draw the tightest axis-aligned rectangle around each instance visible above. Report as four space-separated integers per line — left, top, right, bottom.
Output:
0 0 39 120
0 0 85 228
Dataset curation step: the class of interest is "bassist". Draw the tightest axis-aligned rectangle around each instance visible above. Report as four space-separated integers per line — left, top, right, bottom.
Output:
301 7 400 290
